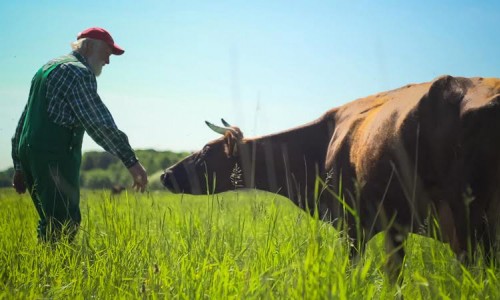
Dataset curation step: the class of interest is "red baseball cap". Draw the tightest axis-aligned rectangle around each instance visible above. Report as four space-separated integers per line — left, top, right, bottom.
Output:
77 27 125 55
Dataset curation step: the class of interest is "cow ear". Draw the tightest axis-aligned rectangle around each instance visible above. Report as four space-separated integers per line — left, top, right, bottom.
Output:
223 130 240 158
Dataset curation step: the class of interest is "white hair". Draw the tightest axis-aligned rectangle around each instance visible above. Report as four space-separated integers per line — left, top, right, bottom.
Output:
71 38 87 52
70 38 106 53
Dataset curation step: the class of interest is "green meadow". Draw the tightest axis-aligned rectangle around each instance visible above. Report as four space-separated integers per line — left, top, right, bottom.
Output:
0 188 499 299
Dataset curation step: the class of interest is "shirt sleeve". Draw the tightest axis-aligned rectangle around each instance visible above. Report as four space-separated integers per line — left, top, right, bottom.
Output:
11 104 28 171
67 70 138 168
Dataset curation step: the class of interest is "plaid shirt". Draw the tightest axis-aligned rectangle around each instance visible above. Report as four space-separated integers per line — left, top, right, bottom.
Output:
12 52 138 170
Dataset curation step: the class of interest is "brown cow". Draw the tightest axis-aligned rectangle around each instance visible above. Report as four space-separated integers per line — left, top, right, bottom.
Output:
111 184 126 195
161 75 500 281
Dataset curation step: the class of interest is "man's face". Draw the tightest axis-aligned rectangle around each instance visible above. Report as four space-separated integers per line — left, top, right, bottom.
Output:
87 41 112 77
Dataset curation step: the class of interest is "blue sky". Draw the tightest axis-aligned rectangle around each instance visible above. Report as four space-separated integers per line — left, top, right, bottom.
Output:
1 1 499 170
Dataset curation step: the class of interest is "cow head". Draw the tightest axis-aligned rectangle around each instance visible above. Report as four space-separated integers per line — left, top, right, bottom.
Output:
161 119 244 194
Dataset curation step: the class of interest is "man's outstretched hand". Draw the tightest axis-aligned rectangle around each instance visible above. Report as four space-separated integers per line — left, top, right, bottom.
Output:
128 162 148 192
12 170 26 194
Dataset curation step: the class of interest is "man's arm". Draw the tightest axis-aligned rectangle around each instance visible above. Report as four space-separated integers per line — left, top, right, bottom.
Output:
11 104 28 194
11 104 27 171
67 71 148 190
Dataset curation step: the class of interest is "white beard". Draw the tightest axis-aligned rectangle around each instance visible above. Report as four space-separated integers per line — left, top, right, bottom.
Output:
87 56 103 77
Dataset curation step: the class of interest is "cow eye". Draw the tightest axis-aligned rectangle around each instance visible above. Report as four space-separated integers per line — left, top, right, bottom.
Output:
201 146 210 155
194 146 210 165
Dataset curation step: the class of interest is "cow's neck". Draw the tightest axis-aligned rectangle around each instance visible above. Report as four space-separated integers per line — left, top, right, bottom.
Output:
237 116 334 206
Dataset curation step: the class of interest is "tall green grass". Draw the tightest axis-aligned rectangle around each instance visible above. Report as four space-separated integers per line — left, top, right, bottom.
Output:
0 188 498 299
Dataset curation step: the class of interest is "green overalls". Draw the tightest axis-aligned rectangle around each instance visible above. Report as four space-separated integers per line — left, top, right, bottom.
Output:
18 57 85 242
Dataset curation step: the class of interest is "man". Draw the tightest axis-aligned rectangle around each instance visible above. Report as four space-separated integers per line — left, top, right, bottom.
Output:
11 27 148 242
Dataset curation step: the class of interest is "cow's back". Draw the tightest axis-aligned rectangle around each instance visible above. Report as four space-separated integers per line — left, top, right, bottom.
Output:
323 76 500 237
321 81 427 231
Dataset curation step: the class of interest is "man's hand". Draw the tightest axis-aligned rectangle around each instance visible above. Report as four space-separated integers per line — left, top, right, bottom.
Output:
128 162 148 192
12 170 26 194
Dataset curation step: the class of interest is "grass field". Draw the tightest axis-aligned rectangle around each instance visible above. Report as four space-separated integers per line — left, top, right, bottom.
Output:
0 188 499 299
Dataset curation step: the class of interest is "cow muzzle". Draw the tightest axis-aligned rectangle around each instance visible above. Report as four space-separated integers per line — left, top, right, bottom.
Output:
161 169 181 193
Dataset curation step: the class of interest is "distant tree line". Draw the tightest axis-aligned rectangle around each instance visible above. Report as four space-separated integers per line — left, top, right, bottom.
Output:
0 149 188 190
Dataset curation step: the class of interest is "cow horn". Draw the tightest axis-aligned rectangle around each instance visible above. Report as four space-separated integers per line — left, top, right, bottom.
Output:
221 118 231 127
205 121 231 135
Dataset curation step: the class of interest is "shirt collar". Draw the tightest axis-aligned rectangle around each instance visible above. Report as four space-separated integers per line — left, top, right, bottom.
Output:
71 51 93 72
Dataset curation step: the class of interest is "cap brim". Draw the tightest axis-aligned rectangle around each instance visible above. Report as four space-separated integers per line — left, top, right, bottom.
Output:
112 44 125 55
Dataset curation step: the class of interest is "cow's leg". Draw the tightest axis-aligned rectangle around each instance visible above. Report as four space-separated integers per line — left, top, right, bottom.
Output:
480 220 495 264
346 217 369 261
385 227 406 284
437 201 463 255
479 205 499 264
436 200 472 263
